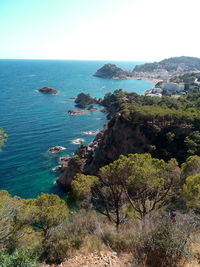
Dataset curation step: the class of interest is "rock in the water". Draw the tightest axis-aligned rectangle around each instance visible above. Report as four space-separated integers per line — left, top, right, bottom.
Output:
68 110 87 115
51 165 62 172
87 105 97 111
71 138 84 145
48 146 66 154
38 86 58 94
82 130 99 135
75 93 99 108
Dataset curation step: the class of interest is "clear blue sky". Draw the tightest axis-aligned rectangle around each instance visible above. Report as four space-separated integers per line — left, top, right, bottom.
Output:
1 0 200 61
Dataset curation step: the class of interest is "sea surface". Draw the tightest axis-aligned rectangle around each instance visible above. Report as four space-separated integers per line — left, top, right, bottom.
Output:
0 60 153 198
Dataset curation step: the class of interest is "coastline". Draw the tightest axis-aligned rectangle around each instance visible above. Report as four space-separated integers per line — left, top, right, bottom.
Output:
106 75 161 84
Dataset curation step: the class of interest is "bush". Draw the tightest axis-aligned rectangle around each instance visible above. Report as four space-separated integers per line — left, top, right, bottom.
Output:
135 220 191 267
40 228 70 264
102 230 134 252
0 249 39 267
40 209 99 264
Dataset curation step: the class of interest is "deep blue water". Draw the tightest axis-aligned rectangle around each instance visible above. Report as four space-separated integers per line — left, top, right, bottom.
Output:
0 60 153 198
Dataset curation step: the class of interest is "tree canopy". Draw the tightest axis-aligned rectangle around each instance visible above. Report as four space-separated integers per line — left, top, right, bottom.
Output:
72 153 181 228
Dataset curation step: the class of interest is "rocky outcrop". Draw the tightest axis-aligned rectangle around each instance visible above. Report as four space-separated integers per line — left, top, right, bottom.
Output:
56 156 85 189
93 64 129 79
38 86 58 94
48 146 66 154
75 93 100 108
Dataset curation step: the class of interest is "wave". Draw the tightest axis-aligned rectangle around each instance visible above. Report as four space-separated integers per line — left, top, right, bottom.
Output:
71 138 85 145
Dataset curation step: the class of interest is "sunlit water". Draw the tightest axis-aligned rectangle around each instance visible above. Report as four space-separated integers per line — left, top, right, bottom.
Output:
0 60 153 198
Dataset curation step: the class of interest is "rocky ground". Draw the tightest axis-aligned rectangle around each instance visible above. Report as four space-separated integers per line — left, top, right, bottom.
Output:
41 251 133 267
41 243 200 267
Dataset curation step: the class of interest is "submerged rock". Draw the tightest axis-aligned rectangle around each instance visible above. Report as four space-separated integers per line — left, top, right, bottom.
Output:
38 86 58 94
68 110 87 115
82 130 99 135
71 138 85 145
87 105 97 111
48 146 66 154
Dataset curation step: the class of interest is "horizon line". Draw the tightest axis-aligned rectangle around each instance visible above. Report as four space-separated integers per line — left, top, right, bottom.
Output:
0 58 153 62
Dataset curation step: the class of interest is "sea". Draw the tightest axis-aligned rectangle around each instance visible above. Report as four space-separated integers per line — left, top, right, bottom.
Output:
0 60 153 198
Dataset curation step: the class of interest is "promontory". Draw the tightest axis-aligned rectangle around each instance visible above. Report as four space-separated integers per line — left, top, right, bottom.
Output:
93 63 129 79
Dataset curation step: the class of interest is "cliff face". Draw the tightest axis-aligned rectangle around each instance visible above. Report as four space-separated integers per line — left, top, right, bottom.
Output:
85 114 192 174
56 156 85 189
57 111 192 188
57 89 198 189
87 115 149 173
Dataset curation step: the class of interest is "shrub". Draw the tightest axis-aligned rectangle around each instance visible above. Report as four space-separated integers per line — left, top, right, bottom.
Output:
40 228 70 264
102 230 135 252
40 209 99 264
0 249 39 267
134 220 191 267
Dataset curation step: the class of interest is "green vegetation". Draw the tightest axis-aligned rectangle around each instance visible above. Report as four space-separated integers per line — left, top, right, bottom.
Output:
0 152 200 265
135 220 192 267
2 90 200 265
73 154 180 228
93 64 129 79
181 174 200 212
101 90 200 162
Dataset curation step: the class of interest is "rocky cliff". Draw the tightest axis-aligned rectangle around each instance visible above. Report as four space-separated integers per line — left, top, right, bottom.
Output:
57 90 199 189
85 114 192 174
56 156 85 189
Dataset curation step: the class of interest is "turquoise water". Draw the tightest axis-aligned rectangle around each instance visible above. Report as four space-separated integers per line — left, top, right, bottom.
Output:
0 60 153 198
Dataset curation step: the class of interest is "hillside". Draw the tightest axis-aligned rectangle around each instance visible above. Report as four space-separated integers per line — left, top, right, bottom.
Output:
133 56 200 72
1 91 200 266
93 63 129 79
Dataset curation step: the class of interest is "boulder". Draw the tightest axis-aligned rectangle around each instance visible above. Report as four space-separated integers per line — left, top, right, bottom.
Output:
38 86 58 94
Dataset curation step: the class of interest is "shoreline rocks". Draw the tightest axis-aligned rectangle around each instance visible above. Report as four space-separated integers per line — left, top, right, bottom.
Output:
56 155 85 189
87 105 97 111
68 110 87 115
51 165 62 172
82 130 99 135
71 138 84 145
75 93 101 108
38 86 58 94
